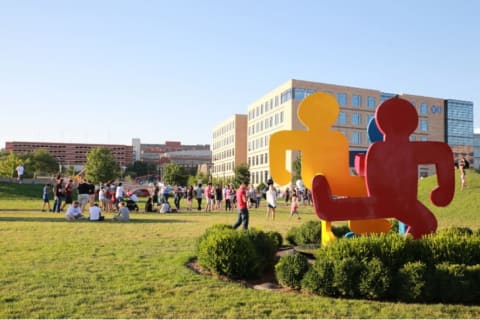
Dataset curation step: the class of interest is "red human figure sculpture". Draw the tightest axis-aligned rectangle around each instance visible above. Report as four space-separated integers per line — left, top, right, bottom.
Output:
311 97 455 239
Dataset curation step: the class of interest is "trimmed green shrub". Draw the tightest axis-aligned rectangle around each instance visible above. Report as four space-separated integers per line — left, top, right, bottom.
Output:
303 258 337 296
286 226 299 246
432 263 480 304
275 253 310 290
395 261 428 302
266 230 283 250
247 228 278 272
423 231 480 265
358 258 390 300
333 257 364 298
197 226 260 279
286 220 321 247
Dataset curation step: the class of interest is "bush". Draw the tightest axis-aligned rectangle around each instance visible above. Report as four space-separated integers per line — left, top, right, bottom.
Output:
358 258 390 300
197 226 261 279
266 231 283 250
303 258 337 296
286 226 300 246
247 228 278 272
286 221 321 246
395 261 428 302
432 263 480 304
275 253 310 290
332 257 364 298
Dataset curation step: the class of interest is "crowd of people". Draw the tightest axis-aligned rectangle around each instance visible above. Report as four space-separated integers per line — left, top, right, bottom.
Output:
41 174 312 224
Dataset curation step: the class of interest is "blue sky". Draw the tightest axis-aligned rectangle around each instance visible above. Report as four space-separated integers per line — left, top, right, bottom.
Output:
1 0 479 148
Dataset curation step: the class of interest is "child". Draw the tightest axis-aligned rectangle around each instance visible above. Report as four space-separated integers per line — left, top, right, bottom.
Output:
289 192 301 220
41 184 52 212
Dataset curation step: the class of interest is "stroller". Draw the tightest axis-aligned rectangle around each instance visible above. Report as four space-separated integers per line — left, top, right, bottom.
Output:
126 199 139 212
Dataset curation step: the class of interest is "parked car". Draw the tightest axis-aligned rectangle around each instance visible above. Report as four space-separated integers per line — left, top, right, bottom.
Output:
129 188 151 197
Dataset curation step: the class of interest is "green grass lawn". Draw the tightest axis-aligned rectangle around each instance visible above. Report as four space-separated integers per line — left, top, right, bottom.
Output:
1 171 480 318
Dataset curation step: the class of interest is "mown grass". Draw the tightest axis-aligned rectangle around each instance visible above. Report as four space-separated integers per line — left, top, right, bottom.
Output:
1 171 480 318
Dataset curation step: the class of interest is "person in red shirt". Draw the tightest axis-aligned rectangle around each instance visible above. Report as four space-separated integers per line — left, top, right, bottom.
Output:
232 181 249 230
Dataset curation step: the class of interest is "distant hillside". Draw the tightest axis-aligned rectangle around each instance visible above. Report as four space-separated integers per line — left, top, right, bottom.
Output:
418 168 480 229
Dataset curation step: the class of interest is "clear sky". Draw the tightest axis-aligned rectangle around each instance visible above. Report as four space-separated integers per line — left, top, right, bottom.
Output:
1 0 479 149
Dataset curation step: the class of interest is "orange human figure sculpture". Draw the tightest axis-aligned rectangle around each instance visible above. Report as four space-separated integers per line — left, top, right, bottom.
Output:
311 97 455 239
269 92 390 244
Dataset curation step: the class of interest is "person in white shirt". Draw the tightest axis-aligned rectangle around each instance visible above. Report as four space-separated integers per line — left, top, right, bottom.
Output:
115 182 125 206
89 203 104 221
16 164 24 184
266 185 277 221
65 201 84 220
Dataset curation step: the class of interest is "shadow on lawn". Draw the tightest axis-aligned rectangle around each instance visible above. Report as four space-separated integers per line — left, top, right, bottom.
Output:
0 215 190 224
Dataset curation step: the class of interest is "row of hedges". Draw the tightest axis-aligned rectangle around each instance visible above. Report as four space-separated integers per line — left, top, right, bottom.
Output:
285 220 350 247
276 227 480 303
196 224 283 279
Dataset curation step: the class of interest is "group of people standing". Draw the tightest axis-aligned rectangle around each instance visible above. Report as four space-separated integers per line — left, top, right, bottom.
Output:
41 176 130 222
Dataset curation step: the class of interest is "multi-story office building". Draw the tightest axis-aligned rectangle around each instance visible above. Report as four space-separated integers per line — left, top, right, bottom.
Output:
212 79 474 186
5 141 133 170
132 139 211 169
211 114 248 181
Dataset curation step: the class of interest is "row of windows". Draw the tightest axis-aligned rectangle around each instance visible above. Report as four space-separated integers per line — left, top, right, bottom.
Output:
248 135 270 152
248 95 282 120
213 120 235 139
248 112 285 135
212 161 234 174
248 153 269 167
337 112 429 132
212 148 235 161
250 170 270 185
212 134 234 150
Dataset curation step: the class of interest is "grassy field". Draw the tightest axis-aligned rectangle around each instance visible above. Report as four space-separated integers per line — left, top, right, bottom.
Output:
1 170 479 318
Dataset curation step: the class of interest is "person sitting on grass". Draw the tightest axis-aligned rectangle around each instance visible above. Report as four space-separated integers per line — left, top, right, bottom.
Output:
89 203 104 221
160 201 171 213
65 201 85 220
113 201 130 221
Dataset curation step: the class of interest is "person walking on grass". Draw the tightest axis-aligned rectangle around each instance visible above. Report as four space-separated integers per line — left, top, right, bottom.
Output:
289 192 301 220
232 181 249 230
266 184 277 221
41 183 52 212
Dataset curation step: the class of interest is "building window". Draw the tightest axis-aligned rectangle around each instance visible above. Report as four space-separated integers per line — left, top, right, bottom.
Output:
280 111 284 123
305 89 315 96
420 103 428 114
420 119 428 131
275 96 279 106
337 111 347 125
337 93 347 106
293 88 306 100
351 132 362 144
352 94 362 107
367 96 376 108
351 113 362 126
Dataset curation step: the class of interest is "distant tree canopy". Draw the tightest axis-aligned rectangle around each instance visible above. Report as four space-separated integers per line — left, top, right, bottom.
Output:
233 163 250 187
162 163 188 186
0 150 58 178
30 149 58 177
292 155 302 184
125 161 158 178
84 147 120 184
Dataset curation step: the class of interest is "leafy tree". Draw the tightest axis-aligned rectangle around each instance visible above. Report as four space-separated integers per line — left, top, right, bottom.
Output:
233 163 250 187
293 155 302 183
84 147 120 184
162 163 188 186
188 171 209 187
125 161 157 178
30 149 58 177
0 152 19 178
